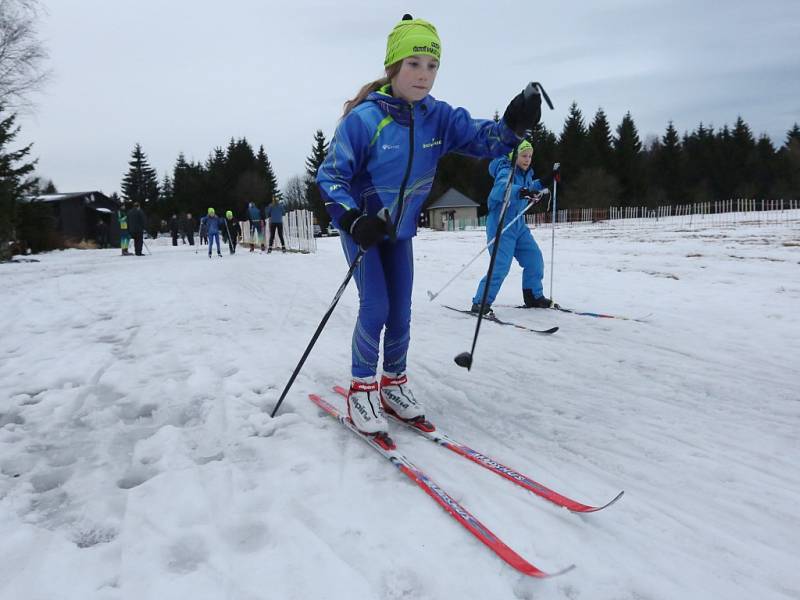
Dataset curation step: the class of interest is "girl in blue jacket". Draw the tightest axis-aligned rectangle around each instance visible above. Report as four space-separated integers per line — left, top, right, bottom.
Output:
317 14 542 436
202 208 222 257
471 140 553 314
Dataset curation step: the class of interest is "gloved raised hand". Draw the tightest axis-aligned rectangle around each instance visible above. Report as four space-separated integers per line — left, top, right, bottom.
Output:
519 188 550 204
339 208 388 248
503 83 543 137
537 188 551 204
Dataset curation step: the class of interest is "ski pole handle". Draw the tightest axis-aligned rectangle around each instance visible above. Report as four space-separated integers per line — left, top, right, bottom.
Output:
526 82 554 111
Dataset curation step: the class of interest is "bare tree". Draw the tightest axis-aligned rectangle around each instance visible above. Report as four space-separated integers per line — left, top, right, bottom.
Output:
0 0 50 108
283 174 308 210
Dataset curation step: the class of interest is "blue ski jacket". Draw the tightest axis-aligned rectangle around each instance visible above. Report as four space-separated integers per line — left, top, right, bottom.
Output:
248 204 262 222
486 157 543 238
201 215 222 235
317 86 520 240
266 203 285 224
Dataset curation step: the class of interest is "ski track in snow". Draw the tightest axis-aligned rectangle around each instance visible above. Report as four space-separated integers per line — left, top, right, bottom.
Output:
1 223 798 599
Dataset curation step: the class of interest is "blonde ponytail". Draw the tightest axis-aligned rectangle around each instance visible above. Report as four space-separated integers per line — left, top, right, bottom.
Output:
342 62 403 117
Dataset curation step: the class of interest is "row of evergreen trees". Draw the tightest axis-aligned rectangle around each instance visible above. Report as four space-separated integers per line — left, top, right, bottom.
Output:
121 106 799 227
119 131 333 227
432 105 800 212
119 138 281 221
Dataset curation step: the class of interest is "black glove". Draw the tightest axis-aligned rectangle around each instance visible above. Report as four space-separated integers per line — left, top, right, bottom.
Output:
339 208 387 248
503 84 542 137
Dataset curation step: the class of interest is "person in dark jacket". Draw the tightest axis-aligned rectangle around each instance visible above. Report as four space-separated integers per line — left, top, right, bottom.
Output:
222 210 241 254
126 202 147 256
169 214 180 246
266 198 287 253
95 219 108 248
185 212 196 245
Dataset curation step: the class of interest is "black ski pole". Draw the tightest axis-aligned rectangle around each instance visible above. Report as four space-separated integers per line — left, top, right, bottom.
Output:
223 219 234 254
454 138 524 370
270 207 395 417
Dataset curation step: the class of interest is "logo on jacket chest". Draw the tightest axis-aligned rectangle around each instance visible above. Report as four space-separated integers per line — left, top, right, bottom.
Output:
423 137 442 149
381 143 401 151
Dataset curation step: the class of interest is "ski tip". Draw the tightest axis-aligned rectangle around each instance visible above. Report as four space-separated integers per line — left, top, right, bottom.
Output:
547 563 577 578
601 490 625 510
542 326 559 334
578 490 625 513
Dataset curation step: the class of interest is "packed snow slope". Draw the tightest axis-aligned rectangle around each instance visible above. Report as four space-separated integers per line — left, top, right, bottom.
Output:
1 222 798 600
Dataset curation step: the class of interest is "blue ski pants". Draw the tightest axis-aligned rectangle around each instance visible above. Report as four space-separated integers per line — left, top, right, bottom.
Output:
208 232 221 255
472 228 544 306
341 235 414 378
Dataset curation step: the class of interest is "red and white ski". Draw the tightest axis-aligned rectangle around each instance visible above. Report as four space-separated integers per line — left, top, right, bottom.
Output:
333 386 623 513
309 392 573 578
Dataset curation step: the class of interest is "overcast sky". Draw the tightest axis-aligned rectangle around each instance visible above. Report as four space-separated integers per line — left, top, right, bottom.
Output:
16 0 800 196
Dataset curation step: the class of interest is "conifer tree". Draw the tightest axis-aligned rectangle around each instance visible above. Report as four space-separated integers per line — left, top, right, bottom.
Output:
613 112 643 206
0 104 37 258
305 129 330 228
654 121 683 204
257 145 280 203
774 123 800 197
585 108 613 172
556 102 588 206
121 143 159 205
529 122 557 179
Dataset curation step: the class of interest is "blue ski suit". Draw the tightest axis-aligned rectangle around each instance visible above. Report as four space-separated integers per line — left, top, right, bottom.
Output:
317 86 519 377
472 157 545 306
202 215 222 255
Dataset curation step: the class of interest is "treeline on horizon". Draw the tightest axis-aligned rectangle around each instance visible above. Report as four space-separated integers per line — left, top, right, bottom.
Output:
116 103 800 229
431 104 800 214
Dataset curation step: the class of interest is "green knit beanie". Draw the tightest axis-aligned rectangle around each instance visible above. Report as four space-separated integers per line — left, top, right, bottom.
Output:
207 207 215 216
384 14 441 67
225 210 233 219
509 139 533 160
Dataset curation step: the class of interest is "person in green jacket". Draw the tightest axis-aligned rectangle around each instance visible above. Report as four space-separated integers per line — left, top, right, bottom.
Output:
117 205 130 255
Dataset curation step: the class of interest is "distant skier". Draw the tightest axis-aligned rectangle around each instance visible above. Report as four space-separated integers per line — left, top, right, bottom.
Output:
184 212 196 246
247 201 264 252
117 204 130 255
126 202 147 257
201 208 223 257
223 210 241 254
470 139 553 315
169 213 180 246
266 198 287 253
316 14 542 438
199 216 208 246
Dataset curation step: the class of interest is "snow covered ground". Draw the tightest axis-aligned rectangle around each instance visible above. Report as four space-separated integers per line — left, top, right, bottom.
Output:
1 221 798 600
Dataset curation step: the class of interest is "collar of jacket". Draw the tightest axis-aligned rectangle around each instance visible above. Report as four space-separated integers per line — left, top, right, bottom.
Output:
366 85 434 126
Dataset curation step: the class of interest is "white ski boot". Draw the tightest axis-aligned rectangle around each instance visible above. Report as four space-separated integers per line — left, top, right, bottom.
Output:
347 377 387 435
380 373 424 421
